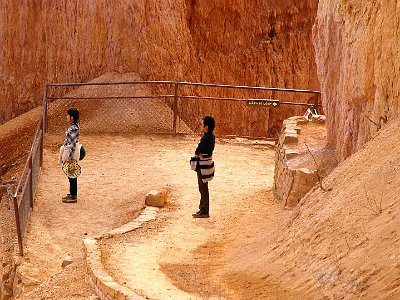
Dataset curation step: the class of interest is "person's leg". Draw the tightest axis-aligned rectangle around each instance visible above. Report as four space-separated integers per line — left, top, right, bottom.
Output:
69 177 78 199
63 177 78 202
62 177 78 203
197 169 209 215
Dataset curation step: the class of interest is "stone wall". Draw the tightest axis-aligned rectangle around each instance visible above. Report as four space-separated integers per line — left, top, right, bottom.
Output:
1 0 319 137
273 115 335 207
314 0 400 162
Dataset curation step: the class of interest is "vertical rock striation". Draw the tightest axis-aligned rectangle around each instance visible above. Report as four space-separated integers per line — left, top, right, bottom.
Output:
314 0 400 162
1 0 319 136
184 1 320 136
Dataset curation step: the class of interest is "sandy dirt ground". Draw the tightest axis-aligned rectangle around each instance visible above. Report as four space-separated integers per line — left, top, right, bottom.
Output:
14 133 290 300
8 118 400 300
4 72 400 299
2 73 293 299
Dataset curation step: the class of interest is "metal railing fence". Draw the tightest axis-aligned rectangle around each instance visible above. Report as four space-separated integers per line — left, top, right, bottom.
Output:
12 104 44 255
45 81 321 138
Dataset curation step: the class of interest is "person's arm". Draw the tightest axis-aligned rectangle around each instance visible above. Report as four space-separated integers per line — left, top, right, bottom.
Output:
195 134 205 155
67 125 79 161
195 134 212 156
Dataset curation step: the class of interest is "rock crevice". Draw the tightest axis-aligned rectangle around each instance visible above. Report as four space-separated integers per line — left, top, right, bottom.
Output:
273 115 336 206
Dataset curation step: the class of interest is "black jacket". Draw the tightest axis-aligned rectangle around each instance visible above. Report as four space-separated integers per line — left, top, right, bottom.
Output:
195 131 215 156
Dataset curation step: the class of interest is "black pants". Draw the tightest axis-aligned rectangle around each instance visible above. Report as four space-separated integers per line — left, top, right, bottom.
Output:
68 177 77 197
197 168 209 214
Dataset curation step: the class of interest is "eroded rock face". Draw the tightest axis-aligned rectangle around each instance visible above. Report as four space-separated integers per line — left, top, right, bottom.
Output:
1 0 319 136
314 0 400 162
186 1 320 136
273 116 336 207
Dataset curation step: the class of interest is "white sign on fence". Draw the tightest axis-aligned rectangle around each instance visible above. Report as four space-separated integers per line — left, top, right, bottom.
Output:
247 99 280 108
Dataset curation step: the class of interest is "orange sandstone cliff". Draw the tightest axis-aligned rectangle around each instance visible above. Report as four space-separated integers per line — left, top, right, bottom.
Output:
0 0 319 136
314 0 400 162
4 1 399 160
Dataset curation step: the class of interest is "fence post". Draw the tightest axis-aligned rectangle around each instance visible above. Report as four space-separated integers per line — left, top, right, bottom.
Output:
40 126 43 167
40 85 47 166
173 83 179 135
12 196 23 255
29 157 33 209
43 85 48 134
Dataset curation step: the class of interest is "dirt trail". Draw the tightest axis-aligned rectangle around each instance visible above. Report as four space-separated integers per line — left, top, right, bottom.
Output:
100 137 286 299
11 118 400 300
7 72 293 299
15 133 287 299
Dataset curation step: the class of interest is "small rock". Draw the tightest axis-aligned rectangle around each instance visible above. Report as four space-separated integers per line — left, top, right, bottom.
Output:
145 189 167 207
311 114 326 124
61 255 73 268
285 150 299 159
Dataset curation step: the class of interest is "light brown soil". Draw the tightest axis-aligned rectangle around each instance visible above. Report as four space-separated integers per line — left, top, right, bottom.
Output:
15 132 284 300
98 136 283 300
12 121 400 299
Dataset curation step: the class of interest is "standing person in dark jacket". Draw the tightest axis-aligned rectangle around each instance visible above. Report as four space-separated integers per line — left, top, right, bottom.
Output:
60 108 81 203
192 116 215 218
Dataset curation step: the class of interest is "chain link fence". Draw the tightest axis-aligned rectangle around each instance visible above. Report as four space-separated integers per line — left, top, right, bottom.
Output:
46 82 193 135
45 81 321 139
12 116 44 255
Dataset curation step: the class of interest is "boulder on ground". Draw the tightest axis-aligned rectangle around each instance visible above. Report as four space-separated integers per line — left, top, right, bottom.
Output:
61 255 73 268
145 190 167 207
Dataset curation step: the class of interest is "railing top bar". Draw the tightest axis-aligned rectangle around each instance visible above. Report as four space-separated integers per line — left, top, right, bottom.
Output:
181 82 321 94
46 95 323 106
47 81 321 95
46 95 175 100
47 81 170 87
47 95 247 101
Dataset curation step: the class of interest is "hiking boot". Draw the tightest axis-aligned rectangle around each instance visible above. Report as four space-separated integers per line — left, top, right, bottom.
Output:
192 211 210 218
62 194 77 203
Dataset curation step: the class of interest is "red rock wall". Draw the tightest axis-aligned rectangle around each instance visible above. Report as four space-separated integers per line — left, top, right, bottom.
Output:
314 0 400 162
1 0 319 136
184 1 320 136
